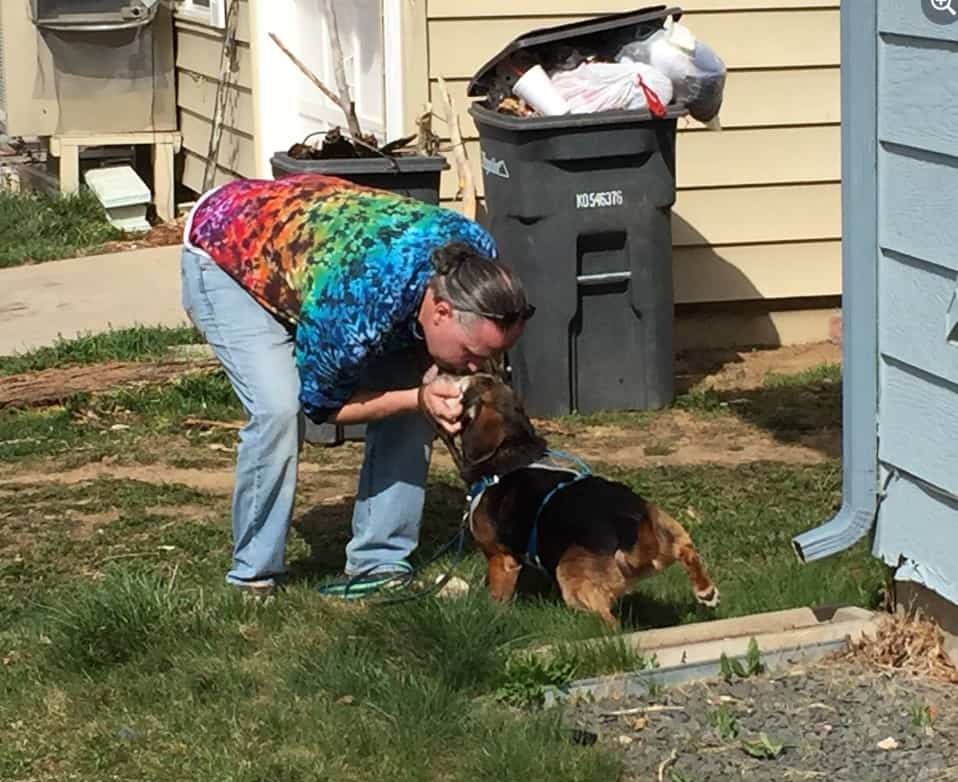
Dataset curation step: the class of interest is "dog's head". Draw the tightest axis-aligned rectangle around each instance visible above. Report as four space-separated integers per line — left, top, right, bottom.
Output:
456 374 547 483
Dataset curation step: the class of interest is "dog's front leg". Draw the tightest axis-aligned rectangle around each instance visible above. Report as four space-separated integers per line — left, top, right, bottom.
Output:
487 552 522 602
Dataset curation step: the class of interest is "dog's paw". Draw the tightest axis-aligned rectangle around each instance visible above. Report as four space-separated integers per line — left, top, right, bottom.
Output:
695 585 720 608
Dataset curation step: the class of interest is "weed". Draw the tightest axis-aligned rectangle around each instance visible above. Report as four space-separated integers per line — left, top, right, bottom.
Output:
674 387 726 415
710 704 740 740
645 676 665 700
496 652 577 709
741 732 787 760
909 700 934 730
720 638 764 682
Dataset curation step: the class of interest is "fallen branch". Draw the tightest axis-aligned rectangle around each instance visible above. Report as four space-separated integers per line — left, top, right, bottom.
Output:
603 705 686 716
182 417 243 431
436 75 476 220
321 0 364 140
269 31 361 139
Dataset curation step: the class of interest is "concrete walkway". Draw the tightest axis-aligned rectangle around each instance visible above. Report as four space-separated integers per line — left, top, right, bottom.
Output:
0 246 187 355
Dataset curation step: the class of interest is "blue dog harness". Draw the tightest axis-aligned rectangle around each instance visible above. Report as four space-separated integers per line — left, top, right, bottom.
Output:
465 449 592 572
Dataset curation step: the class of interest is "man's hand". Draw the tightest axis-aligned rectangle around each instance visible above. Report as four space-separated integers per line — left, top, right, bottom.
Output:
419 377 464 435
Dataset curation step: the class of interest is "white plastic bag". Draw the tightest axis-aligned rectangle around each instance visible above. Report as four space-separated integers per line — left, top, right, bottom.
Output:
549 61 673 116
616 20 726 123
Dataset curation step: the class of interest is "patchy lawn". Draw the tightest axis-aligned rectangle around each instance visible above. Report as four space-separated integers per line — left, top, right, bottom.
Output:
0 335 891 781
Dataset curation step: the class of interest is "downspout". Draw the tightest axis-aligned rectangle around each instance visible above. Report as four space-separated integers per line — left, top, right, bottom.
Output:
792 0 879 562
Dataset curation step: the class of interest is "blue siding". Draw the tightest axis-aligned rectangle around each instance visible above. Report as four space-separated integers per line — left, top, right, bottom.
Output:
875 1 958 603
875 472 958 606
879 145 958 268
879 251 958 387
879 359 958 500
879 35 958 158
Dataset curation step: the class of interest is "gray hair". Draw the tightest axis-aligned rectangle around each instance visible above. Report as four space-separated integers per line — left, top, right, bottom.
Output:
429 242 534 330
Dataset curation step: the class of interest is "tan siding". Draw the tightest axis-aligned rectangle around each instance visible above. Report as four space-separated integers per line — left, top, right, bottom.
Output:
182 150 246 194
675 307 840 350
673 240 841 304
672 183 840 246
179 109 256 179
414 1 843 324
428 0 838 16
428 9 839 79
175 2 256 192
176 28 254 90
177 72 255 136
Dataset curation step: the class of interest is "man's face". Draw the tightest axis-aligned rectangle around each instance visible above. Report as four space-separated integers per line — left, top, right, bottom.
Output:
424 301 524 373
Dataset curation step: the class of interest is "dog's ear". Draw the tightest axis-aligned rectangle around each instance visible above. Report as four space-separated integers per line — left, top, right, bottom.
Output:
462 401 507 465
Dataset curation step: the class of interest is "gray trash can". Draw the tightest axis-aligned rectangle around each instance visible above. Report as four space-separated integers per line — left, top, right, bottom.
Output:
468 5 687 417
270 153 449 205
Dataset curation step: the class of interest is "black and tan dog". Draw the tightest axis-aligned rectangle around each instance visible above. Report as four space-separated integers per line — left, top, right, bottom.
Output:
425 373 719 627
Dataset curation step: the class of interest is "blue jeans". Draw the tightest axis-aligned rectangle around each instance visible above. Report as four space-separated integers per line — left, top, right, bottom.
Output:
180 247 434 585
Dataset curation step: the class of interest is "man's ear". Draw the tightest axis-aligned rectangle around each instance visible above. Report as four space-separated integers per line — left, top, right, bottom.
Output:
433 297 454 325
462 402 506 465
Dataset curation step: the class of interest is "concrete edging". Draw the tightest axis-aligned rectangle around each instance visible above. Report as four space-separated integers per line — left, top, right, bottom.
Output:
540 605 882 708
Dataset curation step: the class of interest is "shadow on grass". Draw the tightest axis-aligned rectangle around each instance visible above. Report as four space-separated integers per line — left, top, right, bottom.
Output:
718 381 842 458
288 481 469 582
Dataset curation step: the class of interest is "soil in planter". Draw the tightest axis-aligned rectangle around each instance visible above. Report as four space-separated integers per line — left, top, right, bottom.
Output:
286 126 426 162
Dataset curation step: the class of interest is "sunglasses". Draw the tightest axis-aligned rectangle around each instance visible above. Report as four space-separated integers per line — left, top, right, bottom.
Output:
456 303 536 327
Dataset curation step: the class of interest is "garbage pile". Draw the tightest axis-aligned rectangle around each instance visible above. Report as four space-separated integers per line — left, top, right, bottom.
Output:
485 16 726 125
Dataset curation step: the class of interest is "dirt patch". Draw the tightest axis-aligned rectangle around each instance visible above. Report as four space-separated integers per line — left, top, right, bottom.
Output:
677 342 840 392
1 360 218 409
530 409 837 468
83 217 185 256
64 508 122 539
0 458 360 502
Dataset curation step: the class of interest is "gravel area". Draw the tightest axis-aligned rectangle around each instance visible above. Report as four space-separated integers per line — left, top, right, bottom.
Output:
564 661 958 781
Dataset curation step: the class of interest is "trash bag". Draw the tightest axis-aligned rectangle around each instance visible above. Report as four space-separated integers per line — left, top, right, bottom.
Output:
549 61 673 116
616 20 726 123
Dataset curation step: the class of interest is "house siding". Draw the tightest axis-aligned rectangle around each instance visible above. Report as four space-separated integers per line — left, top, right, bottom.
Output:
416 1 842 348
174 0 257 193
874 2 958 605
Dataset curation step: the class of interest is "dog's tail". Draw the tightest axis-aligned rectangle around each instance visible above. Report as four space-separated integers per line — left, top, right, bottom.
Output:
649 504 720 608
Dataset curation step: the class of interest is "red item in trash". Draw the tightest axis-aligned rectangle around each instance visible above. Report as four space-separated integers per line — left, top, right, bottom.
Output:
637 75 666 118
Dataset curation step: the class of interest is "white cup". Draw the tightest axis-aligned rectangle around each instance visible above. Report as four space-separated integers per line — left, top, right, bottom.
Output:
513 64 571 116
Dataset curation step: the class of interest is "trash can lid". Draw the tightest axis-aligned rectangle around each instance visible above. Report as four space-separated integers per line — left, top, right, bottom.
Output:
466 4 683 98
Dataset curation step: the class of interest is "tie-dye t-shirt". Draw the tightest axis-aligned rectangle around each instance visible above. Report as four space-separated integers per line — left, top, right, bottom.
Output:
186 173 497 423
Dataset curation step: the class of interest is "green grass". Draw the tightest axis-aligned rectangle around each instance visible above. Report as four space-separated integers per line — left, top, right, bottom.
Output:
0 369 241 464
0 326 203 375
0 189 125 268
0 353 875 779
764 363 841 388
0 455 884 781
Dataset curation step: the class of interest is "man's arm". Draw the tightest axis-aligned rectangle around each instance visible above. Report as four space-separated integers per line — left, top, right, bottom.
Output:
325 379 465 432
328 388 419 425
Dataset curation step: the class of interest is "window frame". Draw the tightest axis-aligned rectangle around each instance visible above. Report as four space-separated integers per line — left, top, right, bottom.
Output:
175 0 226 28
